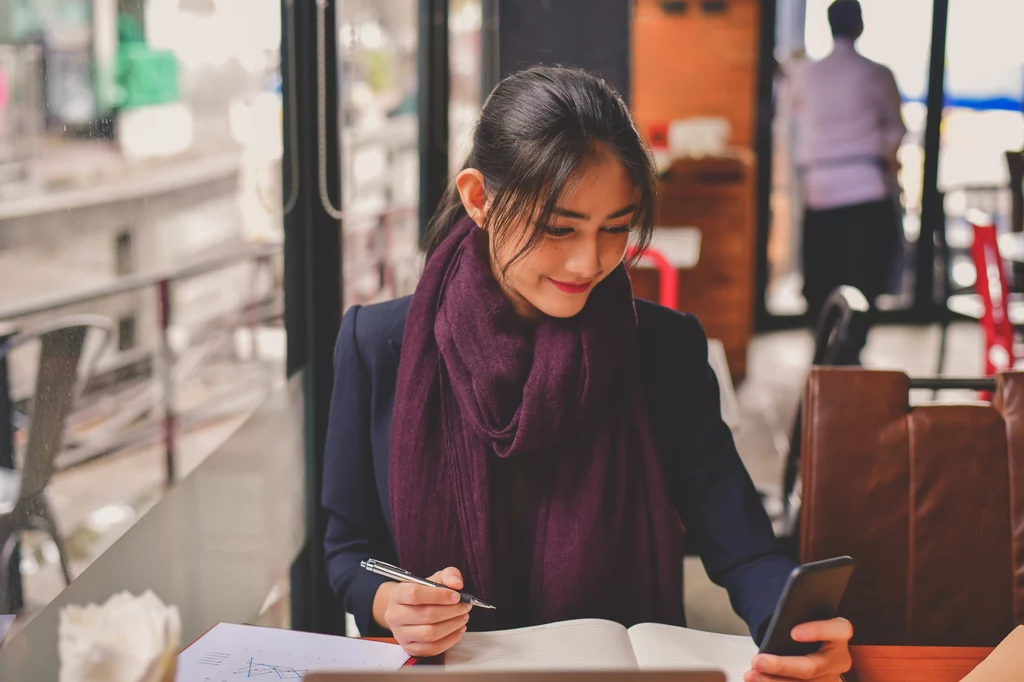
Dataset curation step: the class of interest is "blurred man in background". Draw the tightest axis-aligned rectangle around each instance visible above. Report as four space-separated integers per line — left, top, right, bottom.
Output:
789 0 906 360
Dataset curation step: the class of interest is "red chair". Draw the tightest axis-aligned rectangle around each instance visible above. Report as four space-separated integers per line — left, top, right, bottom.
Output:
970 215 1014 375
945 213 1024 399
627 246 678 310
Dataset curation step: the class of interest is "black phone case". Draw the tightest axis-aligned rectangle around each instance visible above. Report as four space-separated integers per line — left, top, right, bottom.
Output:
757 556 855 657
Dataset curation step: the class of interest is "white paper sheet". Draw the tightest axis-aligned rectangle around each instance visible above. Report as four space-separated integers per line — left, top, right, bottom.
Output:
0 614 15 645
445 619 638 670
175 623 408 681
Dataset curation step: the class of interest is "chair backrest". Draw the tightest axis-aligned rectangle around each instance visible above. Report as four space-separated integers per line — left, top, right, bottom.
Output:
0 316 113 499
799 367 1024 646
969 215 1014 375
811 285 870 366
779 286 870 540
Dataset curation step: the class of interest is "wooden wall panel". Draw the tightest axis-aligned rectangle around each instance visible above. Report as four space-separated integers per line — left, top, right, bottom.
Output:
630 0 763 378
632 0 761 148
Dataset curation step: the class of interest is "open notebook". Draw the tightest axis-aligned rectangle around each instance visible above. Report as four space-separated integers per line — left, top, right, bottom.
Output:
445 619 757 682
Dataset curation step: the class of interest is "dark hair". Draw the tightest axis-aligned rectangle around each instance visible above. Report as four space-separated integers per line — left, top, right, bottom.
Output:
425 65 658 274
828 0 863 39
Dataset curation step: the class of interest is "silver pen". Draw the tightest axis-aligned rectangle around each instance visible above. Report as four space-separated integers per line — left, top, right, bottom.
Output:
361 558 496 609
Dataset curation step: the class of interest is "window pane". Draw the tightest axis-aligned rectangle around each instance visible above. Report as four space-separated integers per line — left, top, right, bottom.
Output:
0 0 284 627
450 0 482 174
338 0 421 308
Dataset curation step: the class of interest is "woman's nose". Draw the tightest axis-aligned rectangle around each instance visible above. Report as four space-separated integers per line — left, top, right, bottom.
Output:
565 236 602 279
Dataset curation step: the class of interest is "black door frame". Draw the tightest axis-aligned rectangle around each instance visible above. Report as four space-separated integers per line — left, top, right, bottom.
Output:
284 0 457 635
282 0 344 635
418 0 450 246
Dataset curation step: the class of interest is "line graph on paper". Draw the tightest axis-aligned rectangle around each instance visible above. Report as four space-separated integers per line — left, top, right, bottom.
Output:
176 622 410 682
193 650 342 680
231 657 305 678
195 651 311 679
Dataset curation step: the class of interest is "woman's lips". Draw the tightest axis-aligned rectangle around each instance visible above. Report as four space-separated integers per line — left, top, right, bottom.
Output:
548 278 592 294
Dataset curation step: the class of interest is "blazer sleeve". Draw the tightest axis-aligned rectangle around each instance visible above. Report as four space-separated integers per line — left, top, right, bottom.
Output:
667 316 798 642
322 305 396 636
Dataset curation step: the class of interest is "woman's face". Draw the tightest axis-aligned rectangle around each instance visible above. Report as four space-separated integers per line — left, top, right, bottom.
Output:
490 152 638 320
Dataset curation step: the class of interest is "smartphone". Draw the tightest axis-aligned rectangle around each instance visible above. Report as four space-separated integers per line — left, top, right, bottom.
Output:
758 556 855 657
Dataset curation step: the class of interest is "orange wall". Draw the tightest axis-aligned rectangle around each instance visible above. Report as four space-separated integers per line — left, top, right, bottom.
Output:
632 0 762 149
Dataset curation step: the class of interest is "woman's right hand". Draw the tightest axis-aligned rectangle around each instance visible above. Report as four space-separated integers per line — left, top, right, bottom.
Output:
372 567 472 657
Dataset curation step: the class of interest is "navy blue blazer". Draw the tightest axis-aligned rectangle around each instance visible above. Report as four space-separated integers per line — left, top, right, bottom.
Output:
322 295 797 639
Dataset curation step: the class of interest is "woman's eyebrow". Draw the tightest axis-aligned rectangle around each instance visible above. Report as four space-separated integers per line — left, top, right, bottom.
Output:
551 204 638 220
606 204 638 219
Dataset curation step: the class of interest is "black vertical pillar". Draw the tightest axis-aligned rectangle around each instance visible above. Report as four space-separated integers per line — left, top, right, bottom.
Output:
284 0 344 635
496 0 632 104
0 336 22 613
480 0 500 100
916 0 950 319
754 0 778 330
419 0 450 245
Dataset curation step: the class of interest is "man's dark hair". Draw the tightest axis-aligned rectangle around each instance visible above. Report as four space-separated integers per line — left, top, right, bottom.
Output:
828 0 863 39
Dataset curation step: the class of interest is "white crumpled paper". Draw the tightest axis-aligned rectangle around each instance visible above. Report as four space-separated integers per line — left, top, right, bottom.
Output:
58 590 181 682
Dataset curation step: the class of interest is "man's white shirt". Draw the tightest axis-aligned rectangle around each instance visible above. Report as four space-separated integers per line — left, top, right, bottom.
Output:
787 38 907 210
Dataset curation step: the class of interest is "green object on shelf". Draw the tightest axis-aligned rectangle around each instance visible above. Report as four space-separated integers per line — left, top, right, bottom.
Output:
116 44 179 109
118 14 145 44
113 14 179 109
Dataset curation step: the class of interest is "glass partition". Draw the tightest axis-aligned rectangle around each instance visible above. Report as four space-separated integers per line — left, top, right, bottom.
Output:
0 0 285 632
337 0 421 308
449 0 482 173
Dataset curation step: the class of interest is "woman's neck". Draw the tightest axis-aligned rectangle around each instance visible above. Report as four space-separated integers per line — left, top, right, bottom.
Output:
500 282 542 323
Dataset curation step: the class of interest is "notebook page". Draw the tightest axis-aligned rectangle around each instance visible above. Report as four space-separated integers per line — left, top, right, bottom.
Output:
627 623 757 682
445 619 638 670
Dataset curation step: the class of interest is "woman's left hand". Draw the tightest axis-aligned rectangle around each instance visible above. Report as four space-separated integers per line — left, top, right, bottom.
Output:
744 617 853 681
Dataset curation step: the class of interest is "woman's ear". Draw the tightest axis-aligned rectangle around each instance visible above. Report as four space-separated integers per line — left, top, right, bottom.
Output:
455 169 488 228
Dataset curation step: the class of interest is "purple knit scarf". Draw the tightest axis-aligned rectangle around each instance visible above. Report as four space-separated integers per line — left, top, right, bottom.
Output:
389 217 683 628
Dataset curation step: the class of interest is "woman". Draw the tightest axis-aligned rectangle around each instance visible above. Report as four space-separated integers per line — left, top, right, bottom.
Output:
323 66 853 682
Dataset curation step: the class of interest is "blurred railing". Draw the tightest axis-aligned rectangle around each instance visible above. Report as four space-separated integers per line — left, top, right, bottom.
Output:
0 240 284 486
0 198 421 486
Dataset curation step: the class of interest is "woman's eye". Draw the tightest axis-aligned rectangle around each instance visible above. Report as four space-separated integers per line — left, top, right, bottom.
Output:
603 225 632 235
544 226 574 238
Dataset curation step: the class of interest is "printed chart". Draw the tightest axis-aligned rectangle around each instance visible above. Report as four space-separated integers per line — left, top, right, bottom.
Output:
176 623 409 682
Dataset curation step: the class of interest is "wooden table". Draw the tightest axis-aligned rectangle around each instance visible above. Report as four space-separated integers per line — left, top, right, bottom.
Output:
368 639 993 679
847 644 992 682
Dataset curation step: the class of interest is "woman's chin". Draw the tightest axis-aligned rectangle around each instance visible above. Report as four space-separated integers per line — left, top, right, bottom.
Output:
531 295 591 319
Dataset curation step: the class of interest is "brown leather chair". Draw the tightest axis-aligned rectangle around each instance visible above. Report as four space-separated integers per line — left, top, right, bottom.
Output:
799 367 1024 646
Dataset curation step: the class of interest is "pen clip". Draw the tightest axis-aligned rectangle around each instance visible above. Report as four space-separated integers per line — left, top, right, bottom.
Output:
369 560 412 576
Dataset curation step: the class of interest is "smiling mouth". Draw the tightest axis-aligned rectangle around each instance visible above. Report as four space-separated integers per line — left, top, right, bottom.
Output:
548 278 592 294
